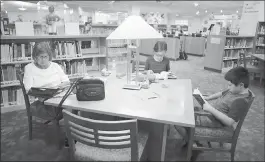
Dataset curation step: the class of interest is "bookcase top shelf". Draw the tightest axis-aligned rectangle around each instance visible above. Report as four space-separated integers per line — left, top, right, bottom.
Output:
0 35 108 41
8 23 118 28
1 54 107 65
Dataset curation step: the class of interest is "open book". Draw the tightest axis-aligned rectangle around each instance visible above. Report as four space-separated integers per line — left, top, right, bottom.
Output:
193 88 206 107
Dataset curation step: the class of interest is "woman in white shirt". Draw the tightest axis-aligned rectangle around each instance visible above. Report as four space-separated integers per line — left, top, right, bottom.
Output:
23 42 70 120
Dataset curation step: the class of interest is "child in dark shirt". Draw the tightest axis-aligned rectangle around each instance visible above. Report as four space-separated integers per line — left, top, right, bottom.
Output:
144 41 170 74
175 66 253 146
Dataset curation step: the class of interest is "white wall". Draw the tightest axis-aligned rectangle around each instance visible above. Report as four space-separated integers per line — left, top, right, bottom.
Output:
187 18 202 33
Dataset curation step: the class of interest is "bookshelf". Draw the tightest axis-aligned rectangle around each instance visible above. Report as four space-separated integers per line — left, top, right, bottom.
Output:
0 34 112 111
204 35 255 73
254 21 265 54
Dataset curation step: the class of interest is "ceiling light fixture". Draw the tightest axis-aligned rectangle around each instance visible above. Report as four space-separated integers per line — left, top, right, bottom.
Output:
196 11 200 15
220 10 223 13
64 3 69 9
18 6 27 11
194 2 199 7
236 10 239 13
108 1 115 4
205 10 207 13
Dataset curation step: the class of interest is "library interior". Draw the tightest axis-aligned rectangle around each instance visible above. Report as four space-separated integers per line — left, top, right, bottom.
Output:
1 1 264 161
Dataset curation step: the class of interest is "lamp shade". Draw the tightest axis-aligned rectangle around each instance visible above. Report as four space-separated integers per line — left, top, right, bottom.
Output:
107 15 163 40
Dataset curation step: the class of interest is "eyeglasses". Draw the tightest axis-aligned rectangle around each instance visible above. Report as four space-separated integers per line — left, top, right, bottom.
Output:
37 55 49 60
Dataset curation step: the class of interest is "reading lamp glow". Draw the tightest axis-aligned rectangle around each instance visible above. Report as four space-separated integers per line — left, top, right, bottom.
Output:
106 15 163 89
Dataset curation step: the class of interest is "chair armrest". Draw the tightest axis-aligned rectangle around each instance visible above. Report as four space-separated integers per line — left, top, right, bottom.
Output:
195 111 213 117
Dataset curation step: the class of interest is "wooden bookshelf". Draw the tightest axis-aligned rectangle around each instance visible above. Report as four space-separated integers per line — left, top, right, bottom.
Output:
0 34 110 110
254 21 265 54
204 35 255 73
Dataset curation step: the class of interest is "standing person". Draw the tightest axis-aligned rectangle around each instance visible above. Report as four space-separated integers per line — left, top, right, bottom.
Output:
45 5 61 35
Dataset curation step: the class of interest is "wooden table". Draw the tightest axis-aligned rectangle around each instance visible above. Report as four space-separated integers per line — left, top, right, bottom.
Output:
45 76 195 161
253 54 265 61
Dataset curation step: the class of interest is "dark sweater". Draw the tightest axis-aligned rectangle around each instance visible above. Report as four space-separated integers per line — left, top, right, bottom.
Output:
144 56 170 73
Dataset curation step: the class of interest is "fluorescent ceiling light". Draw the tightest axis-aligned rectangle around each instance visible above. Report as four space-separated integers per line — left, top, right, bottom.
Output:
108 1 115 4
196 11 200 15
41 6 48 10
194 2 199 7
64 3 69 8
205 10 207 13
236 10 239 13
18 7 27 11
220 10 223 13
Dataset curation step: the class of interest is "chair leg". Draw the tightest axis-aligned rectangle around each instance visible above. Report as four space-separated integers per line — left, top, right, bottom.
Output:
28 116 33 140
231 151 235 162
53 119 61 150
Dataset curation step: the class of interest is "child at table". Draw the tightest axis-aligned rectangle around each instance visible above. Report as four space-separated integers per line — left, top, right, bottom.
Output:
175 66 253 146
144 41 170 74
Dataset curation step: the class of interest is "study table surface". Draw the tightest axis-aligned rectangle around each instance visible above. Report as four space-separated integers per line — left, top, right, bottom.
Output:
45 78 195 128
45 76 195 161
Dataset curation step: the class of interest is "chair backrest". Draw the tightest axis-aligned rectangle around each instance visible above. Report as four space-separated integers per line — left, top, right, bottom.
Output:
232 89 255 140
62 110 139 161
238 53 246 68
132 61 145 73
16 69 32 115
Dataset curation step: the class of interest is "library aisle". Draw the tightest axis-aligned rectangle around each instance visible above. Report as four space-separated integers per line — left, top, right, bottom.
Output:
1 56 264 161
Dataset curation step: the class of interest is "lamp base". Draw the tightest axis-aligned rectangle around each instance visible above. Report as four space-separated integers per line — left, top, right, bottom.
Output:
123 84 141 90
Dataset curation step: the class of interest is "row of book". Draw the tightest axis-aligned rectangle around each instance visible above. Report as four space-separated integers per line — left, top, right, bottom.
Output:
1 43 33 63
56 58 99 75
223 60 237 69
1 88 25 107
0 58 99 84
223 49 248 59
256 37 264 45
225 38 253 48
0 40 103 63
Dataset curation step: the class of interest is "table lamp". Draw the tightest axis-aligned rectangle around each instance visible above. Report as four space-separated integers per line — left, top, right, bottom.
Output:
107 15 163 90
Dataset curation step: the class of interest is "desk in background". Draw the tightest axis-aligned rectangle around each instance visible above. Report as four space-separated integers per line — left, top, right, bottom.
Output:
45 76 195 161
181 36 206 57
139 37 180 61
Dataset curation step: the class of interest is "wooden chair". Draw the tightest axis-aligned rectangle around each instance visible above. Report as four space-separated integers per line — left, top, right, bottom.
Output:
238 53 264 86
16 70 62 149
192 90 255 161
62 109 149 161
132 61 146 73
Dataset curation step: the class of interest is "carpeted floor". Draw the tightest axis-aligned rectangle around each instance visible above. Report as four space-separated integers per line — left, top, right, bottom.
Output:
1 56 264 161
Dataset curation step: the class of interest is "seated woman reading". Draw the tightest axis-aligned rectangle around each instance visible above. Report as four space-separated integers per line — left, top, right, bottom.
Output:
23 42 70 120
144 41 170 74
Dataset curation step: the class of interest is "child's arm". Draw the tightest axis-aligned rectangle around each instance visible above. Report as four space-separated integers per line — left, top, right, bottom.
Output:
204 92 222 101
204 89 229 101
203 102 236 127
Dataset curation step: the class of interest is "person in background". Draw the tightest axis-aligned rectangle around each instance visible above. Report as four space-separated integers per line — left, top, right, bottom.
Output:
23 42 70 119
144 41 170 74
174 67 253 147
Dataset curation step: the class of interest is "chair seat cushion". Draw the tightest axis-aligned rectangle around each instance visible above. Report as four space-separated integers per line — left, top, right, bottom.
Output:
74 131 148 161
194 126 234 140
